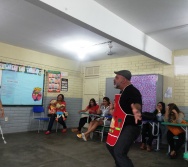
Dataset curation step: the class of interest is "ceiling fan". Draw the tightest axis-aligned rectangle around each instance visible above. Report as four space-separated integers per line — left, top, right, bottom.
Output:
107 41 113 55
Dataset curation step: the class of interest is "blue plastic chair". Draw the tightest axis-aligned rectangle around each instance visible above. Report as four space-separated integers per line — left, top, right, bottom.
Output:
32 106 49 133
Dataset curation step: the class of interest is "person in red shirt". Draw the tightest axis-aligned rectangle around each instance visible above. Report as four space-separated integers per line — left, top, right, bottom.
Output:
45 94 67 135
80 97 112 141
72 98 99 135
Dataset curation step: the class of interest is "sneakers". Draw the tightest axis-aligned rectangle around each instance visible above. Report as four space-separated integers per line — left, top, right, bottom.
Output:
81 133 87 141
62 129 67 133
77 134 82 139
45 131 51 135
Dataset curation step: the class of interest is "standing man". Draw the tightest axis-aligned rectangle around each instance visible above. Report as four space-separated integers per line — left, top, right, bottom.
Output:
106 70 142 167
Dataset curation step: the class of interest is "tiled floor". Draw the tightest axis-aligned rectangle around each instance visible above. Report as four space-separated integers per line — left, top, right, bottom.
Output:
0 129 187 167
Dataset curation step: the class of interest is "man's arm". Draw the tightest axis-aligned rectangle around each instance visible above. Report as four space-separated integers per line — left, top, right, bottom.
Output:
0 100 4 118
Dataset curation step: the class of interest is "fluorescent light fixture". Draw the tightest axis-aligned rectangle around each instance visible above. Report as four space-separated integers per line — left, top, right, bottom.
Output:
62 40 94 60
77 48 86 59
54 39 111 60
61 40 102 60
63 40 92 50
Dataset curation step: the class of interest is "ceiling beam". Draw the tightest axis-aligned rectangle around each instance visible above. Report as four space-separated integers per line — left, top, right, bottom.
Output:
38 0 172 64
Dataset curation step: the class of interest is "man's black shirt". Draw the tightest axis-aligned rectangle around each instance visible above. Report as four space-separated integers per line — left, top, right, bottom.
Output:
119 84 142 126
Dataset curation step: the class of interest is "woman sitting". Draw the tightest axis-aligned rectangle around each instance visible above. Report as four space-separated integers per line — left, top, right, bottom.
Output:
164 103 185 159
71 98 99 134
140 102 165 151
77 97 112 141
45 94 67 135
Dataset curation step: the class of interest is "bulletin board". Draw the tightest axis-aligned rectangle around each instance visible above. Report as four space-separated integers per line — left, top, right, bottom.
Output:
0 63 45 106
105 74 163 112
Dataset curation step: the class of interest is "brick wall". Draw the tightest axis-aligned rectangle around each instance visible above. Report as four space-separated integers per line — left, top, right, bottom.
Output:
82 54 188 120
1 42 188 135
0 42 83 133
1 97 82 133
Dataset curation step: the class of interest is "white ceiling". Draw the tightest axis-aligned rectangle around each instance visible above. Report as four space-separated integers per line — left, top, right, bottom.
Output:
0 0 188 62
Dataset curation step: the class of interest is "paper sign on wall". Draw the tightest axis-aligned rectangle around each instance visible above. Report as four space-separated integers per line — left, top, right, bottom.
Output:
164 87 172 98
61 78 68 91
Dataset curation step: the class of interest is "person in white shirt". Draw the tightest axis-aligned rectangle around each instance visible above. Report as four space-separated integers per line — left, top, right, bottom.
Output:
78 97 112 141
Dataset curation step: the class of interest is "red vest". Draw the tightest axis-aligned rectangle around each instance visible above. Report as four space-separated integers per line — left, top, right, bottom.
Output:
106 94 127 146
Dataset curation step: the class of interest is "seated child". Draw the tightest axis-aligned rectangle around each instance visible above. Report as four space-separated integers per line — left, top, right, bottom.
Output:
48 99 57 114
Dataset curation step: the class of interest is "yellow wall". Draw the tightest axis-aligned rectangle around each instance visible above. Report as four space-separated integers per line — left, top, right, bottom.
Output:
2 41 188 107
82 53 188 108
173 50 188 106
0 42 83 98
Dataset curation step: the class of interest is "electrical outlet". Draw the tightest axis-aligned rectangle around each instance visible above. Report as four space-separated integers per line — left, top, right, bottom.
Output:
5 117 8 121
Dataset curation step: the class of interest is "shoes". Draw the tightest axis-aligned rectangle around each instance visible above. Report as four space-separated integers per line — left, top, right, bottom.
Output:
45 131 51 135
62 129 67 133
140 143 146 150
77 134 82 139
81 133 87 141
168 151 177 159
146 145 152 152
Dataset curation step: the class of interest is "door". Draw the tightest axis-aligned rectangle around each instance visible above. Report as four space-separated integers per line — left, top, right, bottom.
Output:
82 77 99 109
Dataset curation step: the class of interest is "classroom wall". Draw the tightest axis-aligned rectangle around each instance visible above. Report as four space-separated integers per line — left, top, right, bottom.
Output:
0 42 83 133
1 41 188 134
81 53 188 119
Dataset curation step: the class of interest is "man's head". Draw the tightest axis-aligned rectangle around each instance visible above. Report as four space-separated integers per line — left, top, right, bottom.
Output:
114 70 132 90
114 70 132 80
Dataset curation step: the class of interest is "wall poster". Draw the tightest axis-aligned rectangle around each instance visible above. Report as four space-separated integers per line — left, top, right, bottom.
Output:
61 78 68 91
48 71 61 92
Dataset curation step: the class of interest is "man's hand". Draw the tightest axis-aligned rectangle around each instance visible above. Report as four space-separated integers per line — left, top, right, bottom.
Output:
131 103 142 124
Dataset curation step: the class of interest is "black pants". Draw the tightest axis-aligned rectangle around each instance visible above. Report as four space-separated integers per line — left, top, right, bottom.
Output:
106 125 141 167
167 130 185 152
77 116 91 131
141 123 155 146
47 114 67 131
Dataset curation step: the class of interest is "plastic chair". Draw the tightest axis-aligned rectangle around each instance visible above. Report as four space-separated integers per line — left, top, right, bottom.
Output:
150 121 160 151
32 106 50 133
92 115 112 142
141 121 160 151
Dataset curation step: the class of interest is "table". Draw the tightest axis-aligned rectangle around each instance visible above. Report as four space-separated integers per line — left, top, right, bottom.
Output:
80 112 111 121
79 112 112 141
161 121 188 153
